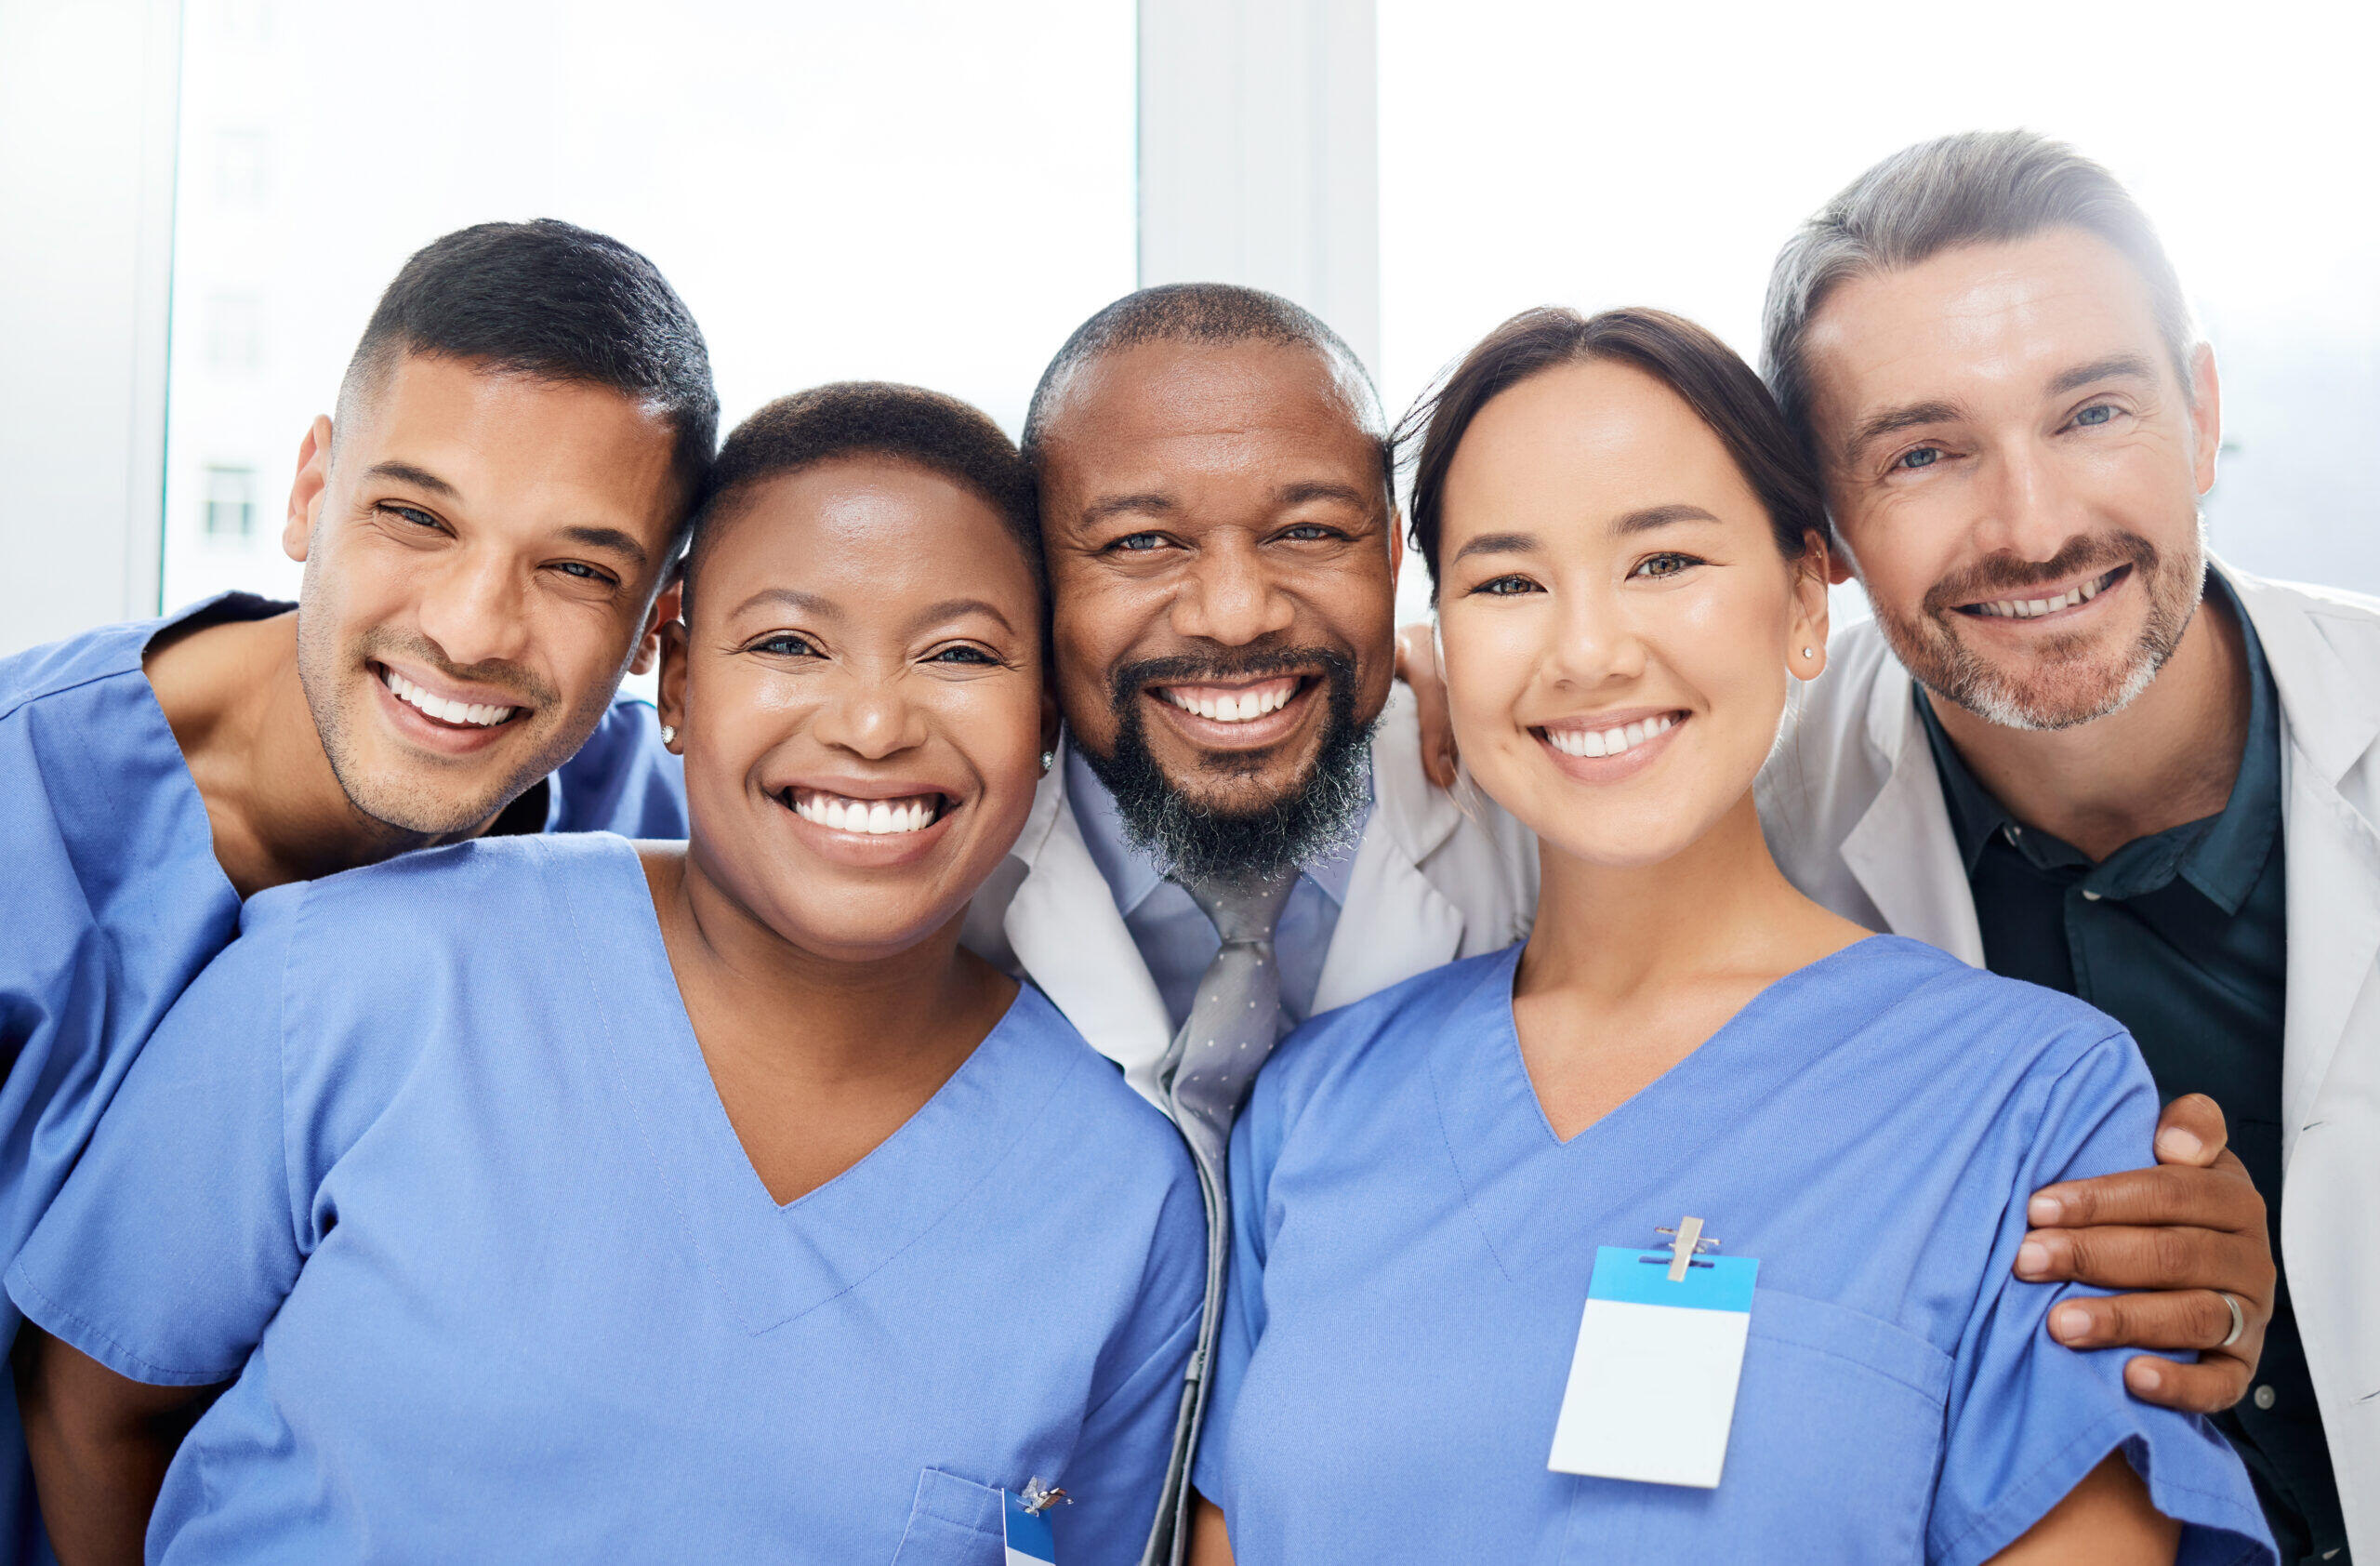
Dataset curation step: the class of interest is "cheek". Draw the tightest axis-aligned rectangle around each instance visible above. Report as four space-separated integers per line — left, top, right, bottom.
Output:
1439 606 1545 754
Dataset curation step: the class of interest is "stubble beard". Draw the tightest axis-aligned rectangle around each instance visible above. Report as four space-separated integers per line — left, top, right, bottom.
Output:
1871 524 2205 733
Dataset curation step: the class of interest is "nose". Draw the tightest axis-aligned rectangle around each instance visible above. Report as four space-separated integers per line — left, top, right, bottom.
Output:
1168 530 1296 647
808 661 928 762
415 548 532 671
1546 578 1647 692
1975 441 2087 565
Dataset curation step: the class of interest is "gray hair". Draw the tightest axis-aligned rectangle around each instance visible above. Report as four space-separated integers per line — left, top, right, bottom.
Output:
1760 129 2198 464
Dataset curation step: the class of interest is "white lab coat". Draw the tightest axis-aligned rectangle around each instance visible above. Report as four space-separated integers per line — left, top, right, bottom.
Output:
1757 561 2380 1557
963 684 1539 1100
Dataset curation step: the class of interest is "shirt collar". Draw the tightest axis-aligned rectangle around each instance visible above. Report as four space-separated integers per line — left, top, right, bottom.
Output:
1911 568 2282 912
1064 742 1369 918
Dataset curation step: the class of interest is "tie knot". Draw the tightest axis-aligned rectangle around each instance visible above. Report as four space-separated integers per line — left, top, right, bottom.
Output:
1179 868 1298 945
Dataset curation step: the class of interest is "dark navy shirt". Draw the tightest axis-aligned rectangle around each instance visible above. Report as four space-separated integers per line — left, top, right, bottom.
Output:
1916 573 2344 1563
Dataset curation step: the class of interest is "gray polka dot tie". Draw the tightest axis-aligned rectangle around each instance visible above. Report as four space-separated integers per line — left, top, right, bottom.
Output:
1143 868 1296 1566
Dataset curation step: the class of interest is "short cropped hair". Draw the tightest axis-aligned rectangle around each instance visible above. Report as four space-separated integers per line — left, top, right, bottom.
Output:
1762 129 2197 464
338 219 719 530
1021 282 1390 495
682 382 1043 624
1401 307 1828 597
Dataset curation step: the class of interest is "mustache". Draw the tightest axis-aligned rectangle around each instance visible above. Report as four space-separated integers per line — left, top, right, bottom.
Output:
1106 644 1356 713
1924 532 2159 617
358 630 556 710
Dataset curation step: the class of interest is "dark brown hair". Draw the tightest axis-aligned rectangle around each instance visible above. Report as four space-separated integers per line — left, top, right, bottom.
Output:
1399 307 1828 596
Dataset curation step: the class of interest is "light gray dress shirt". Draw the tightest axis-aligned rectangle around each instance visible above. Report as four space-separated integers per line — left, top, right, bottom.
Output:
1065 748 1367 1036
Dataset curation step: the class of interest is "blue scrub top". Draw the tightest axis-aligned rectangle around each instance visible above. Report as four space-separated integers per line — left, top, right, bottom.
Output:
0 596 685 1563
10 832 1203 1564
1193 936 2273 1566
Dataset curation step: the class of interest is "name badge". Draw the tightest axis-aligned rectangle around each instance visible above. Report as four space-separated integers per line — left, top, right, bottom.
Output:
1002 1489 1058 1566
1546 1235 1759 1489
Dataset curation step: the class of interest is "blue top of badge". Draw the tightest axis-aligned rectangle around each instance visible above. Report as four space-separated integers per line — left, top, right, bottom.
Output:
1585 1246 1758 1313
1003 1490 1059 1563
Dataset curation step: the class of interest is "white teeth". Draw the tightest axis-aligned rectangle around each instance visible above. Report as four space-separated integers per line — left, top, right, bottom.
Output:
791 790 942 835
1161 683 1295 723
1546 713 1678 759
380 667 514 727
1978 574 2107 619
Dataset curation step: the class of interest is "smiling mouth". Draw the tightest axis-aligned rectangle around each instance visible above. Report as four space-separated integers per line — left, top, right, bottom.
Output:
1957 565 2127 620
1152 675 1306 724
1540 711 1684 759
377 664 521 729
783 788 949 836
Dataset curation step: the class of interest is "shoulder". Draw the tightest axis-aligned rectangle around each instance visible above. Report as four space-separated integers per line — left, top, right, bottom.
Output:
0 617 152 722
547 694 686 838
1008 984 1196 1181
2228 564 2380 661
1262 948 1516 1121
258 831 634 960
1824 936 2145 1099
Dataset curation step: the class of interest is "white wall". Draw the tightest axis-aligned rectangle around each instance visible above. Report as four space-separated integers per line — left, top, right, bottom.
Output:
0 0 179 657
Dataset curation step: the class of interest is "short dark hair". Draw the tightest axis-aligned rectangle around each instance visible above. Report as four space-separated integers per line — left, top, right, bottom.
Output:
682 381 1043 624
1763 130 2196 466
338 219 719 532
1021 282 1390 495
1400 307 1828 596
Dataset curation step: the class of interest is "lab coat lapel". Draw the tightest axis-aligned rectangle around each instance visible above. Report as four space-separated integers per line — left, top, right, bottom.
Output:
999 754 1176 1094
1836 657 1988 965
2234 568 2380 1151
1313 703 1467 1014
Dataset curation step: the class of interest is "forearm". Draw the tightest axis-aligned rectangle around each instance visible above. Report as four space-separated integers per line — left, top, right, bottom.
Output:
14 1327 212 1566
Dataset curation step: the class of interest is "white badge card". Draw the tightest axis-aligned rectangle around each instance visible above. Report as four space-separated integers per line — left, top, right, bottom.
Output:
1546 1241 1759 1489
1002 1489 1058 1566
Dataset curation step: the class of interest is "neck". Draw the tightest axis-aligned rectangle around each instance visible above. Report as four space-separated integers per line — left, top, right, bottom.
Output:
152 613 451 896
1524 790 1836 1001
660 846 995 1088
1926 585 2250 861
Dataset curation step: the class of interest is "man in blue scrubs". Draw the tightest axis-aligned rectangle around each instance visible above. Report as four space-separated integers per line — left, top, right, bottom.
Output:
0 218 712 1561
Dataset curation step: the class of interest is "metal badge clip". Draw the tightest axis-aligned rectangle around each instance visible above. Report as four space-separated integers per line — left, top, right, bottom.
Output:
1018 1478 1070 1516
1646 1215 1720 1281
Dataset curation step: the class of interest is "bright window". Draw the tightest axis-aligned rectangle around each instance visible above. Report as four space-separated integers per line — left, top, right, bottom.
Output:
1379 0 2380 614
163 0 1137 611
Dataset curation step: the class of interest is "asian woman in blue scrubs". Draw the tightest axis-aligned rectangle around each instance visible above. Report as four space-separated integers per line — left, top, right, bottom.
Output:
1187 311 2271 1565
10 384 1205 1564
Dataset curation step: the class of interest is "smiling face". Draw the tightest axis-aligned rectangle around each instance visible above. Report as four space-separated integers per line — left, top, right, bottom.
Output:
1804 228 2220 730
1035 338 1397 877
288 352 684 834
1436 358 1828 869
660 458 1051 963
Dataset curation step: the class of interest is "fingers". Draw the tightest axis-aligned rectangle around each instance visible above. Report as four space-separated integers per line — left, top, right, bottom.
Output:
2015 1220 2272 1301
2026 1158 2264 1235
1393 622 1460 789
2151 1093 2229 1165
2044 1287 2251 1353
2121 1352 2253 1415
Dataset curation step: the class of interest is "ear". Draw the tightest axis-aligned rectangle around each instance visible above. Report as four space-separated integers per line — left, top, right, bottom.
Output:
283 415 335 564
1386 506 1405 591
1790 531 1834 682
655 618 690 751
2187 343 2223 498
630 576 682 678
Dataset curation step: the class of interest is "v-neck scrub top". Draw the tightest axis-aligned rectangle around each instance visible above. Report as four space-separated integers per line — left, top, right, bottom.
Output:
9 832 1203 1564
0 597 683 1565
1192 936 2272 1566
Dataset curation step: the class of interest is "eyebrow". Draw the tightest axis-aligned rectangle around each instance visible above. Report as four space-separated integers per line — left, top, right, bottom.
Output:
1279 480 1376 511
364 459 458 498
1450 530 1538 564
1613 503 1720 535
2048 352 2158 397
1843 400 1964 467
724 588 1017 635
1078 491 1177 527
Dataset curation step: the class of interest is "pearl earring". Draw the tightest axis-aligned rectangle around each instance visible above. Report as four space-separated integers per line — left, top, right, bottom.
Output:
660 724 677 746
1801 647 1815 659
